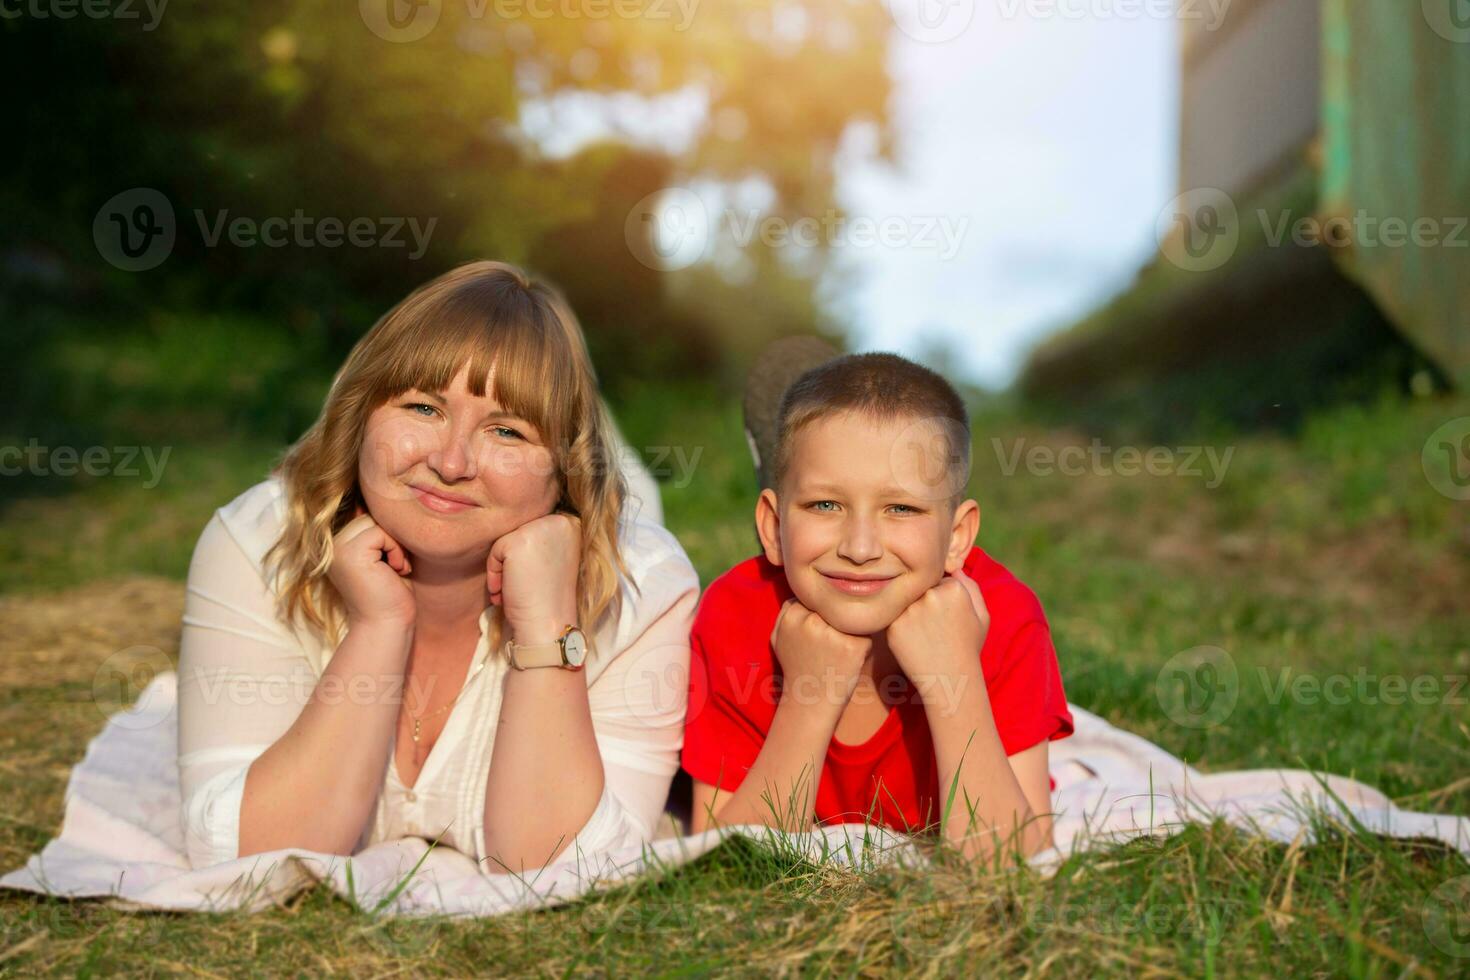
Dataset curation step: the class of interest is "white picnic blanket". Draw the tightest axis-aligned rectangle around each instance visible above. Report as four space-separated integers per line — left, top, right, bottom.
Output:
3 672 1466 917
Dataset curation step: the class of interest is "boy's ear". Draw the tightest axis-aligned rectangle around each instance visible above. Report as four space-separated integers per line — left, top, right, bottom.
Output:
755 488 784 566
944 498 980 575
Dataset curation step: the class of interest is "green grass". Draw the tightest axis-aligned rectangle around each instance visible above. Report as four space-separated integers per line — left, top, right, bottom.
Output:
2 313 1469 975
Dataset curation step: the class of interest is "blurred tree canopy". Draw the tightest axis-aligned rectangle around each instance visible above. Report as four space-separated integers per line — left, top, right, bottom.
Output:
3 0 892 390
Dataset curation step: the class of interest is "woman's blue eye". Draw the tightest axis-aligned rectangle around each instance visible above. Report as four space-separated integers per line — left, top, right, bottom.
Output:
491 425 524 440
406 402 436 417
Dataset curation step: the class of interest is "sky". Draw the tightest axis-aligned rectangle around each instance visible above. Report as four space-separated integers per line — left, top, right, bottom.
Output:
829 4 1178 387
521 4 1180 388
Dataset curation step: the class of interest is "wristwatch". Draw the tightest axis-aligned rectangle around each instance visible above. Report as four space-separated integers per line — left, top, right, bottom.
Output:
506 624 588 671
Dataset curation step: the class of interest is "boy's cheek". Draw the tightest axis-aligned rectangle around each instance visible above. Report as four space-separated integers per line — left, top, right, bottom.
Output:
781 568 849 630
778 520 825 566
889 576 941 616
783 566 832 620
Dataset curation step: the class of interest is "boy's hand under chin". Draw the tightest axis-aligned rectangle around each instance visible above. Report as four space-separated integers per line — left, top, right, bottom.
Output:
771 599 874 710
885 574 991 706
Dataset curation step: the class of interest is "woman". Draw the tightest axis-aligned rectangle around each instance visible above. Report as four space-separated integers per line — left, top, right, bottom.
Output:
176 261 698 875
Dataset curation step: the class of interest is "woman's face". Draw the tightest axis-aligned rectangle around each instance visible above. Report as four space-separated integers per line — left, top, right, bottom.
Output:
357 363 561 566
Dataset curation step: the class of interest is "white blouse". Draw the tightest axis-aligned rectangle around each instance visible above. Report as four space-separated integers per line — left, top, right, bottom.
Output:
175 476 698 871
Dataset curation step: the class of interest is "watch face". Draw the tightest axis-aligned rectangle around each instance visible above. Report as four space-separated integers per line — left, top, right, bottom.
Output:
563 629 588 667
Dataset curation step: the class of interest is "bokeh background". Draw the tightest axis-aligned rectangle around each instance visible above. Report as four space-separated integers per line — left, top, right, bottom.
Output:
3 0 1466 582
2 0 1470 973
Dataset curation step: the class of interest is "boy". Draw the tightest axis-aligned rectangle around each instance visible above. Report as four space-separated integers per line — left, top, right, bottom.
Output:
682 352 1073 859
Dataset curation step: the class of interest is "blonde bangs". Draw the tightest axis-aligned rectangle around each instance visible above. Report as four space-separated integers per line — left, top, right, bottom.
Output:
364 280 582 468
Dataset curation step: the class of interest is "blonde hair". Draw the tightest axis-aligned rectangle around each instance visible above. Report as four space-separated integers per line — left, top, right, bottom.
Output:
266 261 627 649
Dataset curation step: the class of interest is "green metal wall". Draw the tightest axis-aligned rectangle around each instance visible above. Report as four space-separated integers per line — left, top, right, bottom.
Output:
1321 0 1470 384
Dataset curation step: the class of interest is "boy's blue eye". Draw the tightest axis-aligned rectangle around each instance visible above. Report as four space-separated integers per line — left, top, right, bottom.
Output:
809 500 838 512
889 504 917 514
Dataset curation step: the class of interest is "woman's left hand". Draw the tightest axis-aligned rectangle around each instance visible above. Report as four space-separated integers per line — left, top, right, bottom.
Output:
486 512 582 645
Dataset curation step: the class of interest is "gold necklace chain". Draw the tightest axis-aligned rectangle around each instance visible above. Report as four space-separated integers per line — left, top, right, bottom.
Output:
404 660 487 743
407 700 455 743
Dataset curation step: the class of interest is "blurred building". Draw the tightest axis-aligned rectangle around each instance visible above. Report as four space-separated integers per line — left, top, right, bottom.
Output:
1021 0 1468 432
1179 0 1320 199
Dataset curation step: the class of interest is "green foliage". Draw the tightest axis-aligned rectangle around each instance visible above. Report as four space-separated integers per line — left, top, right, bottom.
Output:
2 1 891 387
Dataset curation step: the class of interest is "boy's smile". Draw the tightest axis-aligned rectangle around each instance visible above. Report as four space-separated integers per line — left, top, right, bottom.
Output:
756 410 979 637
818 569 899 596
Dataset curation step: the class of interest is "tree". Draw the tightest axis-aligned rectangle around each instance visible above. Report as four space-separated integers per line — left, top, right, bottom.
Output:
3 1 892 383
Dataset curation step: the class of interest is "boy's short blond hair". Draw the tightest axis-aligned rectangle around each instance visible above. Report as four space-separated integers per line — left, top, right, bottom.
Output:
771 352 971 503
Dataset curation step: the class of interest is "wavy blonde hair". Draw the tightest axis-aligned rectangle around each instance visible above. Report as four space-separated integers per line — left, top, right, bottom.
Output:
266 261 628 650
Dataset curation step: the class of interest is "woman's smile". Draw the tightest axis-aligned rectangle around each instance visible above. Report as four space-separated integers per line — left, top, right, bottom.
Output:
410 482 480 514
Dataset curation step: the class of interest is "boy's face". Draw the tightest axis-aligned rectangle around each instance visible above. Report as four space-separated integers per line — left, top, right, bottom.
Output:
756 410 980 637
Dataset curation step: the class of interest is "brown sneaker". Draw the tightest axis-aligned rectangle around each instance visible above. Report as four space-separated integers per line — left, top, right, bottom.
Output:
742 336 840 491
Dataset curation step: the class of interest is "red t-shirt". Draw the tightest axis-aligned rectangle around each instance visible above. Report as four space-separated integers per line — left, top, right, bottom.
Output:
681 547 1074 832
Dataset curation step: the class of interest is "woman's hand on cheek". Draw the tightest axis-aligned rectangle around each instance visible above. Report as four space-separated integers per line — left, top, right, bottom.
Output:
486 512 582 645
886 574 990 699
328 512 416 632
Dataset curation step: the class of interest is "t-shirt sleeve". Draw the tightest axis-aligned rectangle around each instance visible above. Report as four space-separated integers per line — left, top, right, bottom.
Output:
986 619 1074 757
680 606 767 793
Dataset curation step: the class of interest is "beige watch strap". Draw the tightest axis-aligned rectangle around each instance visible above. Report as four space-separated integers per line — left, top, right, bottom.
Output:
507 637 564 670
